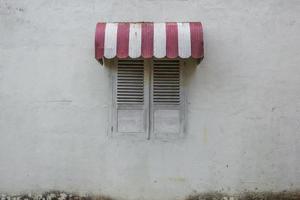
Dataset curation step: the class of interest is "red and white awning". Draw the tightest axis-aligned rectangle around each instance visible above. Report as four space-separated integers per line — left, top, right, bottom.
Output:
95 22 203 61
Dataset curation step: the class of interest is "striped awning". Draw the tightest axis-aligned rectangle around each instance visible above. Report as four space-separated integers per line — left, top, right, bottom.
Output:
95 22 204 61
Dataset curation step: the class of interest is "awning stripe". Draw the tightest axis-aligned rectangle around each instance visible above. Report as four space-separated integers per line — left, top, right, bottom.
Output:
95 22 203 60
129 23 142 58
95 23 106 60
153 23 166 58
117 23 130 58
190 22 204 58
178 22 191 58
104 23 118 59
141 22 154 58
166 22 179 59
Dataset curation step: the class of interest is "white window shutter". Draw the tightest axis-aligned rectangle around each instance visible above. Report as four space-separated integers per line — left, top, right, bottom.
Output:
113 59 149 137
151 59 184 138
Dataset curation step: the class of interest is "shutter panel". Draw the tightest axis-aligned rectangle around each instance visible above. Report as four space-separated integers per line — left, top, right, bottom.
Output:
114 59 148 136
151 59 184 138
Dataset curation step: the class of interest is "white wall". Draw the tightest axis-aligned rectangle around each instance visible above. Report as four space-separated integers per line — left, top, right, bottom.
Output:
0 0 300 199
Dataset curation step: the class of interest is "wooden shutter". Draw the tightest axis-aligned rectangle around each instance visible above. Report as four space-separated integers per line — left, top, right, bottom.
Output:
112 59 149 137
151 59 184 138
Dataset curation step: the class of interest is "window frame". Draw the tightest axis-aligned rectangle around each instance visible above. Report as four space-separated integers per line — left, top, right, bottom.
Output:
109 58 186 140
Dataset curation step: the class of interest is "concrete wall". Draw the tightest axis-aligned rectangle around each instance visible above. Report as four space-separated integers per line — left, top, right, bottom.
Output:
0 0 300 199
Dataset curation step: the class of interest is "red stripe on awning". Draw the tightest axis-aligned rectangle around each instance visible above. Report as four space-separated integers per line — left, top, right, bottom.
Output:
190 22 204 58
95 23 106 60
166 22 179 58
117 23 130 58
141 22 154 58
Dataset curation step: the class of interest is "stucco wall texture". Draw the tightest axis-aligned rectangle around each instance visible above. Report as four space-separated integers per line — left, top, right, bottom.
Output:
0 0 300 200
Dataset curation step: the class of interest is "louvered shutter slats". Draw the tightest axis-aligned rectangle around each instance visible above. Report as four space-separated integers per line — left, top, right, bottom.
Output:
153 60 181 105
117 60 144 104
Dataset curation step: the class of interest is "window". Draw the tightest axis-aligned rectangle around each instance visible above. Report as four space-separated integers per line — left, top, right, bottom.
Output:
111 59 185 139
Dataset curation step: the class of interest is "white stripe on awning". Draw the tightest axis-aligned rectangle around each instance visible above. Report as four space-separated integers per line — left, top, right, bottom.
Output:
104 23 118 59
178 22 191 58
153 23 166 58
128 23 142 58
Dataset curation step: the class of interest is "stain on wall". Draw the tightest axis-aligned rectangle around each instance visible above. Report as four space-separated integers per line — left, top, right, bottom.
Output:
1 191 300 200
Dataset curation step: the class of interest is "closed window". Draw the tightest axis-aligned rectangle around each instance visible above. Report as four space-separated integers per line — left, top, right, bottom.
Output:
111 59 185 139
